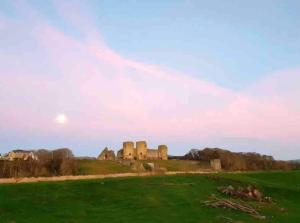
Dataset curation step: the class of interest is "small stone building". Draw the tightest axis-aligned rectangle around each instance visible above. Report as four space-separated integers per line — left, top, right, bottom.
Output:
210 159 222 171
117 141 168 160
97 147 116 160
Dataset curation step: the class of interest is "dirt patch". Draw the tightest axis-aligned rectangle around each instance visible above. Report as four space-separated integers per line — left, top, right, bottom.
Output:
0 170 216 184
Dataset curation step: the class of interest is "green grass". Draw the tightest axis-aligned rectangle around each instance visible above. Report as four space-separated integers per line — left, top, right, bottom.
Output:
141 160 210 171
77 159 209 175
1 171 300 223
77 160 133 175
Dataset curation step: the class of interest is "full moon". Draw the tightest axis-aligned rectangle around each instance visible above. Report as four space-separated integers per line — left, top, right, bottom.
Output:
55 114 68 124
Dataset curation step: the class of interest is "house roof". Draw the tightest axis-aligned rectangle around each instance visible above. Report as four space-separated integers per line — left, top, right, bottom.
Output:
11 150 33 153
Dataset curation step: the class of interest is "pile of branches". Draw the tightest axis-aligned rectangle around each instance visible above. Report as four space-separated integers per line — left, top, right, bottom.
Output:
218 185 272 202
203 196 266 220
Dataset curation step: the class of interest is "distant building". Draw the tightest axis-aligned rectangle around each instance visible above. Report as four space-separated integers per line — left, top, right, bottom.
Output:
117 141 168 160
5 150 38 161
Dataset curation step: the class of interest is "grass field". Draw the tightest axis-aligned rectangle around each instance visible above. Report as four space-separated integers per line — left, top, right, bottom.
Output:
77 160 133 175
141 160 210 171
77 159 209 175
1 171 300 223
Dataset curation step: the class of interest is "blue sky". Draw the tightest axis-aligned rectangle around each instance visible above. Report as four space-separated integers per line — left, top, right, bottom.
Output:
3 0 300 88
0 0 300 159
93 0 300 88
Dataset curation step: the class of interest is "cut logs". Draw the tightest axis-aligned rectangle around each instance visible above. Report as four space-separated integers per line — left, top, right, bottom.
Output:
218 185 272 202
203 196 266 219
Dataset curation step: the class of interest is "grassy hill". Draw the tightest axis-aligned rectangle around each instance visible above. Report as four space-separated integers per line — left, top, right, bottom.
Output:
77 159 210 175
77 160 133 175
1 171 300 222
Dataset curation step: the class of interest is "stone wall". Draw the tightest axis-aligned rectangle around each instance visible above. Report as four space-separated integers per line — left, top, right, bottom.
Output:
210 159 222 171
147 149 159 160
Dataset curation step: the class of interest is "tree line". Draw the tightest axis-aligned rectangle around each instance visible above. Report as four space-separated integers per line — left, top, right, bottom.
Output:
0 148 78 178
183 148 299 171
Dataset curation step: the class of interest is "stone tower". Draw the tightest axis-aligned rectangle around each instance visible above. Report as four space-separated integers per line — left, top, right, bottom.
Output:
158 145 168 160
136 141 147 160
123 141 134 159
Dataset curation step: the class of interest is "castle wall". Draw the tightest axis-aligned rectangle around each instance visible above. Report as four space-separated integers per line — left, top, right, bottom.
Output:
147 149 159 160
117 149 123 159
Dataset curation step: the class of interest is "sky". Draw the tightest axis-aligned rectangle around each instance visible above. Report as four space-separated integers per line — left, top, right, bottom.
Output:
0 0 300 159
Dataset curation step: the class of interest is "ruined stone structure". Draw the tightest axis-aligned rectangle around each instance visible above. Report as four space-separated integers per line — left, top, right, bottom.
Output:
210 159 222 171
97 147 116 160
117 141 168 160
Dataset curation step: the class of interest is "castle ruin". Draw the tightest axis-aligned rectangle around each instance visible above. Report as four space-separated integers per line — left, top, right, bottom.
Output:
117 141 168 160
97 147 116 160
98 141 168 161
